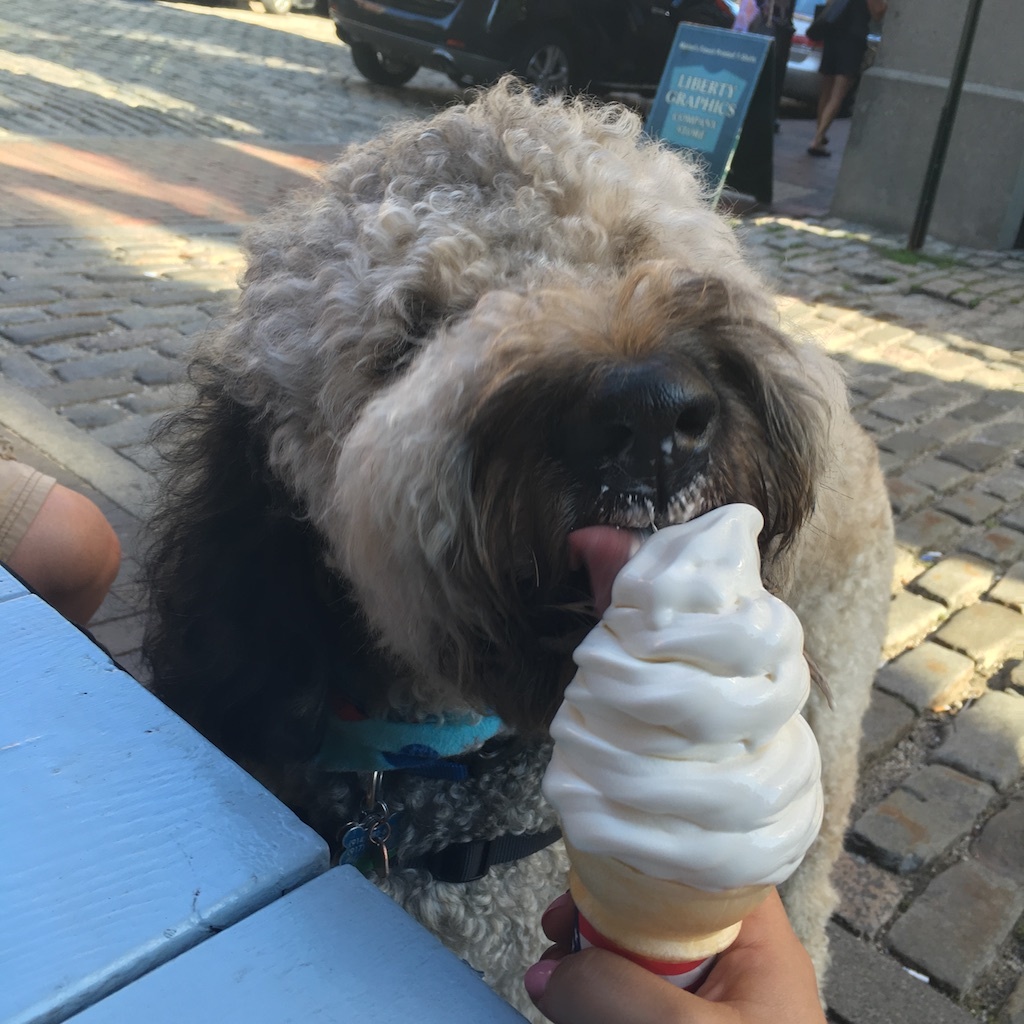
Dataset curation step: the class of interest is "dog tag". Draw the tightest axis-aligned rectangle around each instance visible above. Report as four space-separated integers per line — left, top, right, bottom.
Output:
339 771 392 879
368 817 391 878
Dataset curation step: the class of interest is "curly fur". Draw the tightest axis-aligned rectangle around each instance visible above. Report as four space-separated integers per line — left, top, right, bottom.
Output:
144 80 893 1017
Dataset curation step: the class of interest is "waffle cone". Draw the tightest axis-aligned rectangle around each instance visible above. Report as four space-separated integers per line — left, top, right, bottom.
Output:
565 840 771 961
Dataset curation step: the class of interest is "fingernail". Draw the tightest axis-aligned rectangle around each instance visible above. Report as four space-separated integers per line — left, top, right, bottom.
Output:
524 959 558 1002
541 891 573 925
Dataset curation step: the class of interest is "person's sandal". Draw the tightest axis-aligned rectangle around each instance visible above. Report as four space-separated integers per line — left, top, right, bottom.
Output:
807 145 831 157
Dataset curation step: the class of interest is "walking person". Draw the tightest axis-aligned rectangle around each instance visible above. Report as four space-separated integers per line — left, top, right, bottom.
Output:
807 0 886 156
766 0 797 126
741 0 798 129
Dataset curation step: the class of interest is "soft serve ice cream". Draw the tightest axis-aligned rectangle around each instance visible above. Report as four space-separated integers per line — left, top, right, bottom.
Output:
543 503 823 971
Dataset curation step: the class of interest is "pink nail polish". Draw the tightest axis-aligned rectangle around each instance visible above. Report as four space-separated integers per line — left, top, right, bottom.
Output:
524 959 558 1001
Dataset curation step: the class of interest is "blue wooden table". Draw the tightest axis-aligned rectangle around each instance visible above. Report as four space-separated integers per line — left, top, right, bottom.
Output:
0 566 525 1024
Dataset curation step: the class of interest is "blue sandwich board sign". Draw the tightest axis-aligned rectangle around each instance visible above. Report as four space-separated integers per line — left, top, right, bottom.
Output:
646 24 775 205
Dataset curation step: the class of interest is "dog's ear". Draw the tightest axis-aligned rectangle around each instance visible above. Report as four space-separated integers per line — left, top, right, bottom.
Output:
714 325 831 552
752 358 826 545
142 378 351 767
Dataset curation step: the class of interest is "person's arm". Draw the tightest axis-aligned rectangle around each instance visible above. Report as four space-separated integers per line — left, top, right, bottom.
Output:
7 483 121 626
867 0 887 20
524 888 827 1024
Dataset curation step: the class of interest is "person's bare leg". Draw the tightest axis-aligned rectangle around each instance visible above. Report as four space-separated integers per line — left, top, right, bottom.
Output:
810 75 835 149
811 74 855 150
7 484 121 626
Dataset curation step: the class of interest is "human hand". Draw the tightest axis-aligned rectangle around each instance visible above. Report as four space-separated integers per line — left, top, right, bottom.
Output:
524 888 826 1024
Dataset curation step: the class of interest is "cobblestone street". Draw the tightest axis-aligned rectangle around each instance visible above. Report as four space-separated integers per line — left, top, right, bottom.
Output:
1 3 1023 1023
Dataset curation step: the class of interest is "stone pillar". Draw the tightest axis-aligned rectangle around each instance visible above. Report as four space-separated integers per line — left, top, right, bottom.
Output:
831 0 1024 250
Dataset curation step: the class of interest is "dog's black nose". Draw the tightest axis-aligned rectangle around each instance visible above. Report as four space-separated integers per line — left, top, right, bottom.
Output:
555 361 718 505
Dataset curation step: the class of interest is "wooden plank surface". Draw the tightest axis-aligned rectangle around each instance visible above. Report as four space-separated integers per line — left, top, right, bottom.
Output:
0 563 28 603
0 586 330 1024
67 867 528 1024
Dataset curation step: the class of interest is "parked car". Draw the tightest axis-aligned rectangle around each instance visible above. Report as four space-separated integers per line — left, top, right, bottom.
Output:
329 0 737 92
782 0 880 106
260 0 327 14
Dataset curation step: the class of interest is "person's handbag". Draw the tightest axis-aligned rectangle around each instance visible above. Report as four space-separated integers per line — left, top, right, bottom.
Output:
745 1 773 34
806 4 828 40
806 0 850 40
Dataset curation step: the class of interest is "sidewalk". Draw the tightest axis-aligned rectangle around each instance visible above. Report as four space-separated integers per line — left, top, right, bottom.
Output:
771 103 850 217
0 3 1022 1021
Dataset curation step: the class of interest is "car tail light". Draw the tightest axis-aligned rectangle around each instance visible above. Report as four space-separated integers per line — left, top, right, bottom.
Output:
446 37 466 48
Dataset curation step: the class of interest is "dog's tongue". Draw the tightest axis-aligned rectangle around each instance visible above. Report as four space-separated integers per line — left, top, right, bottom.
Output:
568 527 643 618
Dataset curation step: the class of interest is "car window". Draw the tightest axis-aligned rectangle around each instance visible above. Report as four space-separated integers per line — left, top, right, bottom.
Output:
793 0 818 16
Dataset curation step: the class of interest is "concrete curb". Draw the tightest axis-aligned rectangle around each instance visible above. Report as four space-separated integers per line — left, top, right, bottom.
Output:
0 378 153 518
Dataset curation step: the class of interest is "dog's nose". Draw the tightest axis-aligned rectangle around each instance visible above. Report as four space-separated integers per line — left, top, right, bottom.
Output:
555 362 718 504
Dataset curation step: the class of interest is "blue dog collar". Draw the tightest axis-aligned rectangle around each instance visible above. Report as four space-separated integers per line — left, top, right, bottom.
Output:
316 700 505 780
320 701 560 883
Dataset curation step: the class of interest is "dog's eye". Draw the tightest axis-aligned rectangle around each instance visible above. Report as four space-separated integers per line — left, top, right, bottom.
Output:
368 301 452 378
370 337 417 378
365 297 449 379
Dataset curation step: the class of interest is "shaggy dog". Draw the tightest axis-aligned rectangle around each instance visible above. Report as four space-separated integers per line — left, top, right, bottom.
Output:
144 80 893 1017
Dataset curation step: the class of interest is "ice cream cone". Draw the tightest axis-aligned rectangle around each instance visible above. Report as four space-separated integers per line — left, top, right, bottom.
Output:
565 840 772 962
545 506 823 982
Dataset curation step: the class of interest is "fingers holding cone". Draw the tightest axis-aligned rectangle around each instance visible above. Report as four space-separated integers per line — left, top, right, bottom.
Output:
526 890 827 1024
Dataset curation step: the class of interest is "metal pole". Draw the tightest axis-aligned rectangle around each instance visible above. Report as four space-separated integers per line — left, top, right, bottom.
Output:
906 0 985 250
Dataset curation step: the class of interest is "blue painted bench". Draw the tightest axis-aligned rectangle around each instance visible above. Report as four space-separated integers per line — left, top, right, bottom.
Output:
0 566 525 1024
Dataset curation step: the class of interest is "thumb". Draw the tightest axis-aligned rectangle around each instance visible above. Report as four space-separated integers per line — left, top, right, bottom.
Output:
526 947 733 1024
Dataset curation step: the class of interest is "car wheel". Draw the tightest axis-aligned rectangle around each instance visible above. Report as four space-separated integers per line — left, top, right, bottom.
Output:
350 43 419 87
515 35 573 95
262 0 292 12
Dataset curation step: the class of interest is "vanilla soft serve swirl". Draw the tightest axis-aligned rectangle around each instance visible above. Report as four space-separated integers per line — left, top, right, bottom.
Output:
544 504 823 892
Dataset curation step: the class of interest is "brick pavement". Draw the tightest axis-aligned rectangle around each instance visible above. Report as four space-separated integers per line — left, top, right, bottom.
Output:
1 2 1023 1021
